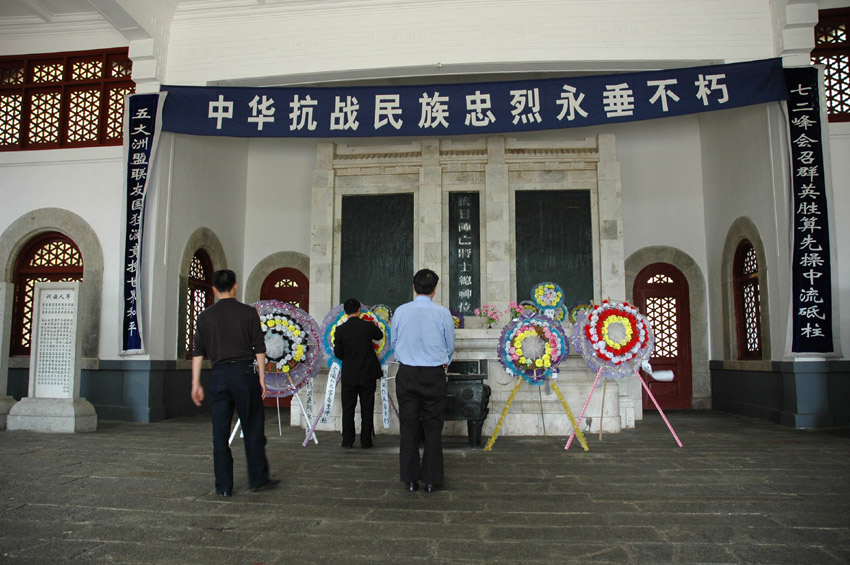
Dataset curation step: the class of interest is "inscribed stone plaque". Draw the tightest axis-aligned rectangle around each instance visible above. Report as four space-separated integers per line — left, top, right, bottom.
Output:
448 192 481 315
340 194 414 311
29 282 80 399
515 190 593 307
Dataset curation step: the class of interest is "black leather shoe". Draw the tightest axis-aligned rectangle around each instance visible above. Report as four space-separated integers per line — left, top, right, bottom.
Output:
405 481 419 492
361 444 373 449
340 442 353 449
424 483 440 493
216 490 232 497
249 478 280 492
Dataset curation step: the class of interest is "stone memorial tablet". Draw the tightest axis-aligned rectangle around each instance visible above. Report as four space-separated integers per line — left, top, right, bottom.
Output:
515 190 593 307
448 192 481 316
6 281 96 432
340 194 414 311
31 285 78 398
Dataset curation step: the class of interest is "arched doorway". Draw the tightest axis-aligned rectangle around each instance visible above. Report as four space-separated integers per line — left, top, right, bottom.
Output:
633 263 692 410
259 267 310 407
11 232 84 357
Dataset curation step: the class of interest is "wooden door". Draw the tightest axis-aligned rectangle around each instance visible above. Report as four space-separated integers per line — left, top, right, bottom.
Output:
633 263 692 410
260 268 310 408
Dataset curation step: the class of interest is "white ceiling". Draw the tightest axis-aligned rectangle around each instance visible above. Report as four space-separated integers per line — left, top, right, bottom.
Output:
0 0 371 23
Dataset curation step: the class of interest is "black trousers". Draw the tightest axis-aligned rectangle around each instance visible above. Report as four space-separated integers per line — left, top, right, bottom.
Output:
209 361 269 492
341 381 377 447
396 364 447 485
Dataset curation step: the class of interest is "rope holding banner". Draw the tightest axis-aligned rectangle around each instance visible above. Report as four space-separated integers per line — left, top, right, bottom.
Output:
484 378 523 452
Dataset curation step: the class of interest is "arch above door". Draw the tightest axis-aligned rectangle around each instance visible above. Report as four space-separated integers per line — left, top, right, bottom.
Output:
245 251 310 305
260 267 309 311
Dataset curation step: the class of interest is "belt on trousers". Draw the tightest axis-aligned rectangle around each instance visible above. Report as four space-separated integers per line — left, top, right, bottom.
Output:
398 362 445 369
214 359 253 366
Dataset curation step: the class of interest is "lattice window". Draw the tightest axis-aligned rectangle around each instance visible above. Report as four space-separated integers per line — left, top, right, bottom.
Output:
185 250 214 358
71 59 103 81
645 296 678 358
29 239 83 267
742 246 758 276
107 86 134 140
812 8 850 122
109 56 132 79
28 91 61 144
1 62 24 85
32 62 63 83
647 274 673 284
11 233 84 357
0 48 133 151
741 282 761 354
68 88 101 143
274 278 299 288
0 93 23 145
733 240 762 359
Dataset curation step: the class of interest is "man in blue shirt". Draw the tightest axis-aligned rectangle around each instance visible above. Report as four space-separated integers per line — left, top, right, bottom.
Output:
391 269 455 493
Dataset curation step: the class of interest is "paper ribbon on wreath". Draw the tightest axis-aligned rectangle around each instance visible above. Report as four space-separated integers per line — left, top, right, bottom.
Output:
380 365 390 429
320 361 341 424
305 378 314 423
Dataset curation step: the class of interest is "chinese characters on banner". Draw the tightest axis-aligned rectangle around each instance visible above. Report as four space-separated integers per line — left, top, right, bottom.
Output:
33 287 77 399
121 93 166 354
784 67 833 353
160 59 788 138
449 193 480 316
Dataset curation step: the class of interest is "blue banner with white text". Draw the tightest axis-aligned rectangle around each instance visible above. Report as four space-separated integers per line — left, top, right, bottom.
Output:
121 92 166 355
785 67 833 353
160 58 788 138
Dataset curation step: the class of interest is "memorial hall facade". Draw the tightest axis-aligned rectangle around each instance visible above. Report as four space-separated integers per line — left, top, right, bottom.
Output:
1 0 848 434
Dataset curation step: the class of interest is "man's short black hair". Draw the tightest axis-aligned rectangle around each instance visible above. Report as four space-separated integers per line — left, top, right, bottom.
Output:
413 269 439 296
343 298 361 315
212 269 237 293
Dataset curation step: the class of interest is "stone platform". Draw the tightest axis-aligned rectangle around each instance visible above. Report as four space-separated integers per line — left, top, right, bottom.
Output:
1 410 849 563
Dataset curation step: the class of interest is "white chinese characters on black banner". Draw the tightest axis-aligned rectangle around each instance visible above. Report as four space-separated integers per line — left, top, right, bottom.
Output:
785 67 833 353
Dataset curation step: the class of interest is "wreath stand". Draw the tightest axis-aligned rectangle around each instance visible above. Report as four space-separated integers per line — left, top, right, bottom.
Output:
564 367 682 450
229 372 318 447
484 372 589 452
300 372 400 447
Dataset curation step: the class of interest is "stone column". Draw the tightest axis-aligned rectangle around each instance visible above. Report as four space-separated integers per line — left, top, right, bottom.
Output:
597 133 638 423
0 282 16 429
597 133 625 302
419 140 444 301
484 137 511 306
309 142 335 321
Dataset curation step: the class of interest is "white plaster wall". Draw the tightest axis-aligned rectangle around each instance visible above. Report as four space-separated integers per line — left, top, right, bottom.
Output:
0 148 124 360
243 139 316 276
826 123 850 357
0 22 127 57
146 133 249 359
165 0 776 85
699 103 790 360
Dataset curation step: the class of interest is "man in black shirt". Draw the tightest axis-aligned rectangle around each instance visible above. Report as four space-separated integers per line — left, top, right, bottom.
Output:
333 299 384 448
191 270 278 496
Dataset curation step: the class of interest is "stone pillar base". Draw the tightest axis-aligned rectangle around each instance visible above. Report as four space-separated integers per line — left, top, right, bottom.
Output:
6 397 97 433
0 396 17 430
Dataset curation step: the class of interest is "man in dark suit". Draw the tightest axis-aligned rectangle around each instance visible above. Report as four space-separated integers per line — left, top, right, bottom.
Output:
333 298 384 448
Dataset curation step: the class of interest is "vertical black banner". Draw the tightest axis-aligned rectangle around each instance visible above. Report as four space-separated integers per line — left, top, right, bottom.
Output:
784 67 833 353
121 93 165 354
448 192 480 315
